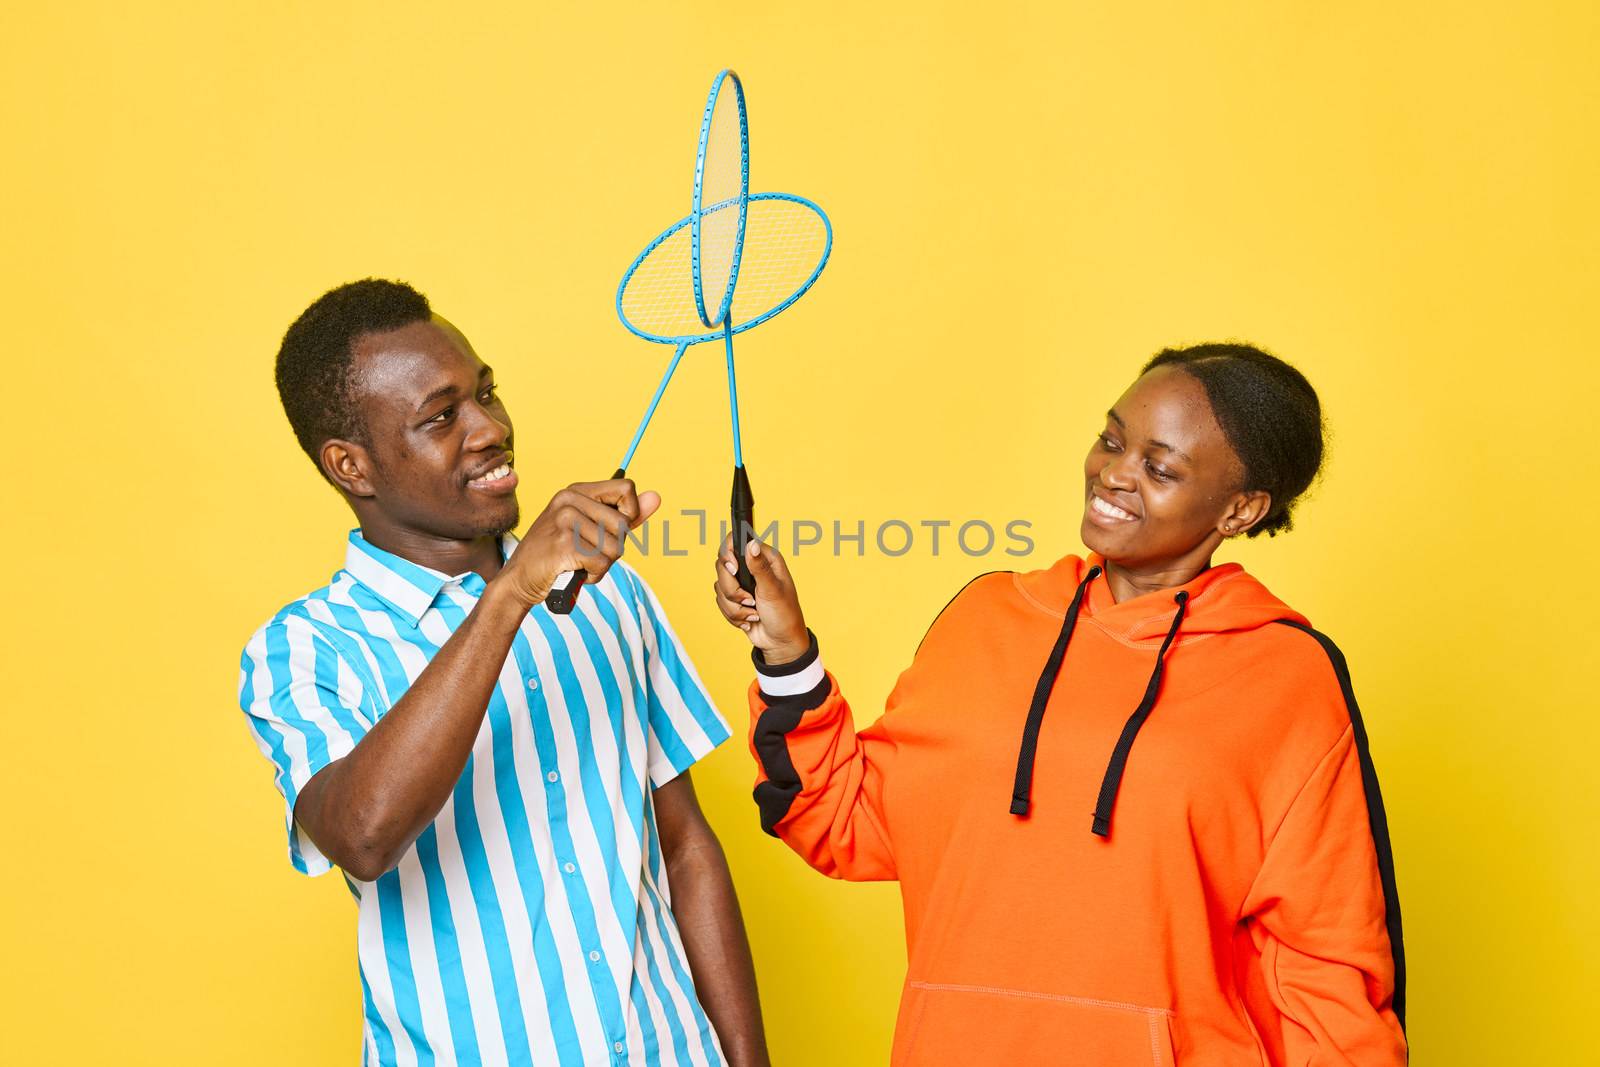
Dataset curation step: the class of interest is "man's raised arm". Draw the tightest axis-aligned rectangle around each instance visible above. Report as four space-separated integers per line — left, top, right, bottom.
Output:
293 480 656 880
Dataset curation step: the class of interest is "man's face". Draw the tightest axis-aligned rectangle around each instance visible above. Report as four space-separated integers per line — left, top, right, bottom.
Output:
344 316 519 539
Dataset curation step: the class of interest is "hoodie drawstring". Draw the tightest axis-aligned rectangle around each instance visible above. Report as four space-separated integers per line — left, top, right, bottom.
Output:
1008 571 1190 838
1090 590 1188 837
1009 566 1100 816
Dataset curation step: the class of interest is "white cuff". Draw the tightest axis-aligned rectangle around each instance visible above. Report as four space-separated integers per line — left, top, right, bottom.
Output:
756 657 826 697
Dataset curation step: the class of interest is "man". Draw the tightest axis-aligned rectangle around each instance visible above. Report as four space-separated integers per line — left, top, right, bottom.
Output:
238 279 767 1067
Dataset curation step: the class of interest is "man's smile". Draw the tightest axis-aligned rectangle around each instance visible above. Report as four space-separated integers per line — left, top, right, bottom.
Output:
466 452 517 494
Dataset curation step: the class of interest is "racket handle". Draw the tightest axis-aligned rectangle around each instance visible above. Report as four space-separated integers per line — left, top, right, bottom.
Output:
731 464 756 595
546 467 629 615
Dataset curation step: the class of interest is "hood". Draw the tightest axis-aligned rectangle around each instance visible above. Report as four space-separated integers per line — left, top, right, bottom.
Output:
1017 552 1308 642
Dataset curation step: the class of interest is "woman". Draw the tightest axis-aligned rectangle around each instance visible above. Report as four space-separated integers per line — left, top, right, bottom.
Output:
713 344 1406 1065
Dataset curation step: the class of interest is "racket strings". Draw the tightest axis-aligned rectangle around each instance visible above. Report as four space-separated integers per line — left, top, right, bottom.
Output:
695 78 747 325
621 196 829 344
728 212 825 323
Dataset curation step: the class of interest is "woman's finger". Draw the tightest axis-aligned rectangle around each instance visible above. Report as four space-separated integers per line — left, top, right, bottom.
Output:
714 558 743 600
747 537 794 584
712 583 760 625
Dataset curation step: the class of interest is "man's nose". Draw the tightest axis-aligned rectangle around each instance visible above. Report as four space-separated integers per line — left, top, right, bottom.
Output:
463 404 511 451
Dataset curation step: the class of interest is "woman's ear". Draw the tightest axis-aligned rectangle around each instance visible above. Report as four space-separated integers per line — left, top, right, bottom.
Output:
321 439 378 498
1218 490 1272 537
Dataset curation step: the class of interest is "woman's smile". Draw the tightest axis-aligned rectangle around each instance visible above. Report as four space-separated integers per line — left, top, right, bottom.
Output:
1087 491 1139 525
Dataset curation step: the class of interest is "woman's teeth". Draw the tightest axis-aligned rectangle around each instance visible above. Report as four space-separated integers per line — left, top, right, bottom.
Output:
1092 496 1135 521
478 463 512 483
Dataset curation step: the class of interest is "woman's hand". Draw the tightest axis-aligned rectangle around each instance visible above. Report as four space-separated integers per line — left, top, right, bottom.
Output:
714 535 809 665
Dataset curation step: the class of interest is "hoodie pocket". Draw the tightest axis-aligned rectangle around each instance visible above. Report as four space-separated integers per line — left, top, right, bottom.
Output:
900 981 1176 1066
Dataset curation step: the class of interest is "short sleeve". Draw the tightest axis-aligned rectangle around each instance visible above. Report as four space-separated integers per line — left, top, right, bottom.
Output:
238 612 375 875
617 564 733 787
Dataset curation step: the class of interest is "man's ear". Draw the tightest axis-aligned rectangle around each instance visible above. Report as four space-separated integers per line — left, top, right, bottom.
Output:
321 439 378 498
1219 490 1272 537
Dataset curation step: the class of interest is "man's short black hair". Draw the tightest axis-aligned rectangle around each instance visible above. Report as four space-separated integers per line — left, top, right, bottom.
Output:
1143 342 1325 538
275 278 432 475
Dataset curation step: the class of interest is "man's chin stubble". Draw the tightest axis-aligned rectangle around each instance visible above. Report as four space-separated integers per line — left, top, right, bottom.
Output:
472 505 519 539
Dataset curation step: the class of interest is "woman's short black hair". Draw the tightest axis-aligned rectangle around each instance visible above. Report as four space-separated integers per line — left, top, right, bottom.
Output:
275 278 431 474
1143 342 1324 537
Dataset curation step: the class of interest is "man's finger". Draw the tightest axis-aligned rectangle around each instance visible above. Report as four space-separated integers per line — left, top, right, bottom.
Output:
572 478 655 523
600 483 659 531
635 490 662 527
562 495 638 558
558 500 613 555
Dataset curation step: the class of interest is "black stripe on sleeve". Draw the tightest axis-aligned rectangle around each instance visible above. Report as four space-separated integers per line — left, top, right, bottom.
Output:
750 675 832 837
1274 619 1407 1033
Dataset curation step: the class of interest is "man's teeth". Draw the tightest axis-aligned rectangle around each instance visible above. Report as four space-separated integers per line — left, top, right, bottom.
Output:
478 463 512 483
1093 497 1135 521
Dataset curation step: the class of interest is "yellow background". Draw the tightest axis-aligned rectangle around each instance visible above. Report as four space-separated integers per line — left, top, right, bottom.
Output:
4 2 1596 1063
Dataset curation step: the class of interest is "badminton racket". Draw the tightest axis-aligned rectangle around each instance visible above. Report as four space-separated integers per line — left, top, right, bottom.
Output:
547 71 830 614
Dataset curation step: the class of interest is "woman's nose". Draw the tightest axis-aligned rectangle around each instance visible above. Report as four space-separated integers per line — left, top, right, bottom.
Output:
1099 454 1137 491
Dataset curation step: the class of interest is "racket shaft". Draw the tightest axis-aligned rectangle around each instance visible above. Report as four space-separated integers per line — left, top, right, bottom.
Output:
546 467 628 614
731 464 755 595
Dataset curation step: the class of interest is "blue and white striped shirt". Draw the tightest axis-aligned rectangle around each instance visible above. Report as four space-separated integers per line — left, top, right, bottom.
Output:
238 530 732 1067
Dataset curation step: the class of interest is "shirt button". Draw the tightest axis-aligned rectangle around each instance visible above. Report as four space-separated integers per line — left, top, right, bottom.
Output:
588 950 601 962
613 1041 625 1054
563 862 576 874
526 678 539 691
547 770 559 783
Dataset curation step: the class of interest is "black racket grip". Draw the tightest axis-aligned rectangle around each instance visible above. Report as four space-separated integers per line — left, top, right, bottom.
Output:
546 467 629 615
731 464 755 595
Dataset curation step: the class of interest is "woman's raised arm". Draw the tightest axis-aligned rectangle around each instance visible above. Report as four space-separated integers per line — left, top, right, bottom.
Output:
714 538 899 881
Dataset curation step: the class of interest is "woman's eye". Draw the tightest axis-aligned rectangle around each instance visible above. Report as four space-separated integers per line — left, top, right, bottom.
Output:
1098 433 1122 451
1146 461 1175 482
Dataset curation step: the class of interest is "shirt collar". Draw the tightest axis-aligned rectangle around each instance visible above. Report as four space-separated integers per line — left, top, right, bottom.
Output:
343 529 519 628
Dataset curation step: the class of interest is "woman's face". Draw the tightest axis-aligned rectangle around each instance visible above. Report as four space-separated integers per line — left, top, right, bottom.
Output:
1081 365 1266 569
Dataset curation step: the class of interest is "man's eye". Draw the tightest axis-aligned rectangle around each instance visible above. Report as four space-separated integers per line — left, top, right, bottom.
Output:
480 385 498 403
429 407 455 425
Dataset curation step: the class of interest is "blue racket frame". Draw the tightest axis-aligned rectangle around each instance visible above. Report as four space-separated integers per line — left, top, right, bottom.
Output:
619 192 833 347
548 75 831 615
691 69 749 330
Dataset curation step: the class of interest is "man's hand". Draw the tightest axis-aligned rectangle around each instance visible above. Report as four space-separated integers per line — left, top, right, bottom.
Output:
497 479 661 608
714 535 808 665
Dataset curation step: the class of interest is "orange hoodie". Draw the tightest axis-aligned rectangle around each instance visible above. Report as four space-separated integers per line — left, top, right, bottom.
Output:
747 555 1406 1065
